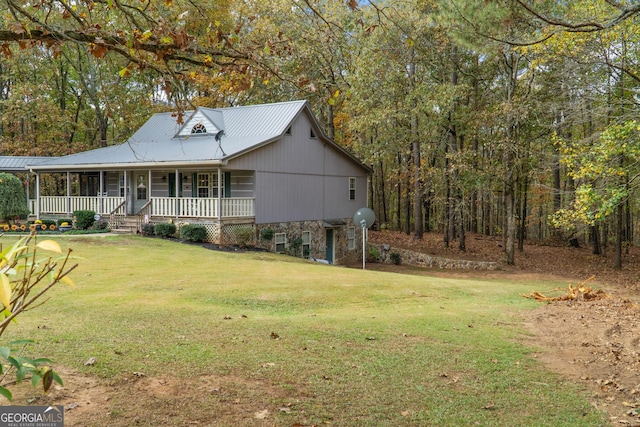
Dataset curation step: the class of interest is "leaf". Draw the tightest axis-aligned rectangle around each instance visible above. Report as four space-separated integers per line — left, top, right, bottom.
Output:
0 273 11 311
59 275 75 287
88 43 108 59
42 368 54 392
0 386 12 401
51 371 63 387
37 240 61 254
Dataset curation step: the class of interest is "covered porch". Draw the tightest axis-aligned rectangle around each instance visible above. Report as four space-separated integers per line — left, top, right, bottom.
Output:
31 168 255 221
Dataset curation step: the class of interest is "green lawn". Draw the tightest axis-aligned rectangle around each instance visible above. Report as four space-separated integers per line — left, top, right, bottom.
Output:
1 235 606 426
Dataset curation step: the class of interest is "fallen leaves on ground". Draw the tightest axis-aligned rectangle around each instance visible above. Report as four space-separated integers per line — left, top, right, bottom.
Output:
522 277 609 302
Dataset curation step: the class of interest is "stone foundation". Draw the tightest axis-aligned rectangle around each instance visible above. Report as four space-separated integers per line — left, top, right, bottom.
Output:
372 244 497 270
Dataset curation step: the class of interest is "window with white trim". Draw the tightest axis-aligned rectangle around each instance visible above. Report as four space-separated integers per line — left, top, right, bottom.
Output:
302 231 311 258
348 226 356 250
197 173 209 198
195 173 225 198
349 177 356 200
275 233 286 252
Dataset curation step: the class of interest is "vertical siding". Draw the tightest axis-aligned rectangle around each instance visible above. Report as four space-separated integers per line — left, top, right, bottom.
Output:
228 110 368 224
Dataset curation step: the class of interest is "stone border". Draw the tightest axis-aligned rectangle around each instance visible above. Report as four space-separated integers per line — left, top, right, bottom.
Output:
371 244 497 271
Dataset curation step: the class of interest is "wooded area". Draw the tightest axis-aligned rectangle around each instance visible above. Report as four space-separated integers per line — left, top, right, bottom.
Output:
1 0 639 266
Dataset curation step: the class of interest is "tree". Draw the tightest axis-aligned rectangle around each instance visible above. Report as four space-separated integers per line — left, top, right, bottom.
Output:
0 173 29 223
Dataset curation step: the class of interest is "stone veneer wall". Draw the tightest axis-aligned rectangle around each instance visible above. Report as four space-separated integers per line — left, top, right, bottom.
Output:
255 220 363 265
372 244 497 271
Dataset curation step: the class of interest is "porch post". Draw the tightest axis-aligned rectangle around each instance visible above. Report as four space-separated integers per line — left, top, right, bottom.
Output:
123 171 128 215
35 172 40 219
99 171 104 214
175 168 180 218
66 171 71 215
217 167 222 219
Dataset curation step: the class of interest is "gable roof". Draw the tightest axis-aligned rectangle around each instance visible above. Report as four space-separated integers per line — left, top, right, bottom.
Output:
27 100 369 172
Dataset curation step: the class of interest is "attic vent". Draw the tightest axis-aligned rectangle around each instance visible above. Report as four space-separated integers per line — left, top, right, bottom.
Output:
191 123 207 134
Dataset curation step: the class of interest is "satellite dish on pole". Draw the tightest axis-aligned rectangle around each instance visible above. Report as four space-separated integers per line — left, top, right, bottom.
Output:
353 208 375 270
353 207 375 229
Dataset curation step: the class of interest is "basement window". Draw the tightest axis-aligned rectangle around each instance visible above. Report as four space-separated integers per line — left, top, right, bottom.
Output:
348 226 355 250
275 233 286 252
302 231 311 257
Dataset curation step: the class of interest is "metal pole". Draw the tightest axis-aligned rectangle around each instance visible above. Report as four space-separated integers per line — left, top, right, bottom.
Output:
361 219 367 270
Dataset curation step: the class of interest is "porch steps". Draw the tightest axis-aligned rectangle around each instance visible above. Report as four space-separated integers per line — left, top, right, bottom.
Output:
110 218 139 235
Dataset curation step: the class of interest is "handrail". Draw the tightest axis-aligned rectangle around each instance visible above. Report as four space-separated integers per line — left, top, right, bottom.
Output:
135 201 153 230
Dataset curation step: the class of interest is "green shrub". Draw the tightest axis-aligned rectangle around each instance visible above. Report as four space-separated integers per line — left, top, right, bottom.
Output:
287 237 303 256
233 227 255 248
92 219 109 230
154 223 176 238
260 227 274 241
73 210 96 230
141 223 155 236
390 252 401 265
181 224 207 242
367 245 379 262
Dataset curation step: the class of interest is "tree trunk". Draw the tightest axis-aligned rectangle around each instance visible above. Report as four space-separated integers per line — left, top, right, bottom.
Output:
614 204 623 269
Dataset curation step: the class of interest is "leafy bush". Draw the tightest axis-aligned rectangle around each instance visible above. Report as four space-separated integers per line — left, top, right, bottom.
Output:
390 252 401 265
154 223 176 238
287 237 303 256
180 224 207 242
367 245 379 262
92 219 109 230
141 223 155 236
260 227 274 241
0 172 29 222
73 210 96 230
233 227 255 248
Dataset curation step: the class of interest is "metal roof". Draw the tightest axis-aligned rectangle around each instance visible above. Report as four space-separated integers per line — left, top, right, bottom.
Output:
23 100 369 173
0 156 55 171
28 100 310 171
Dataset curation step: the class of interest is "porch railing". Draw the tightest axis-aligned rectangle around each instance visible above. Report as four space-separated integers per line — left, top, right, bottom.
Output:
37 196 255 219
39 196 125 215
151 197 254 218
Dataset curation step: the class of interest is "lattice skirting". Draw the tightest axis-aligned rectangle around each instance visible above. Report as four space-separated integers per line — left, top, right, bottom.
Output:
220 223 256 246
174 222 255 246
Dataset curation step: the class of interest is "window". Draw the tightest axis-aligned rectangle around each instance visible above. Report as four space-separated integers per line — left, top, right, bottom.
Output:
302 231 311 258
275 233 286 252
310 128 316 138
191 123 207 134
348 226 356 250
136 175 147 200
349 177 356 200
194 173 225 198
119 174 125 197
197 173 209 198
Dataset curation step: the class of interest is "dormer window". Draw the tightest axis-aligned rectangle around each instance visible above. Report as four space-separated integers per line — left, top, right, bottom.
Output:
191 123 207 134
